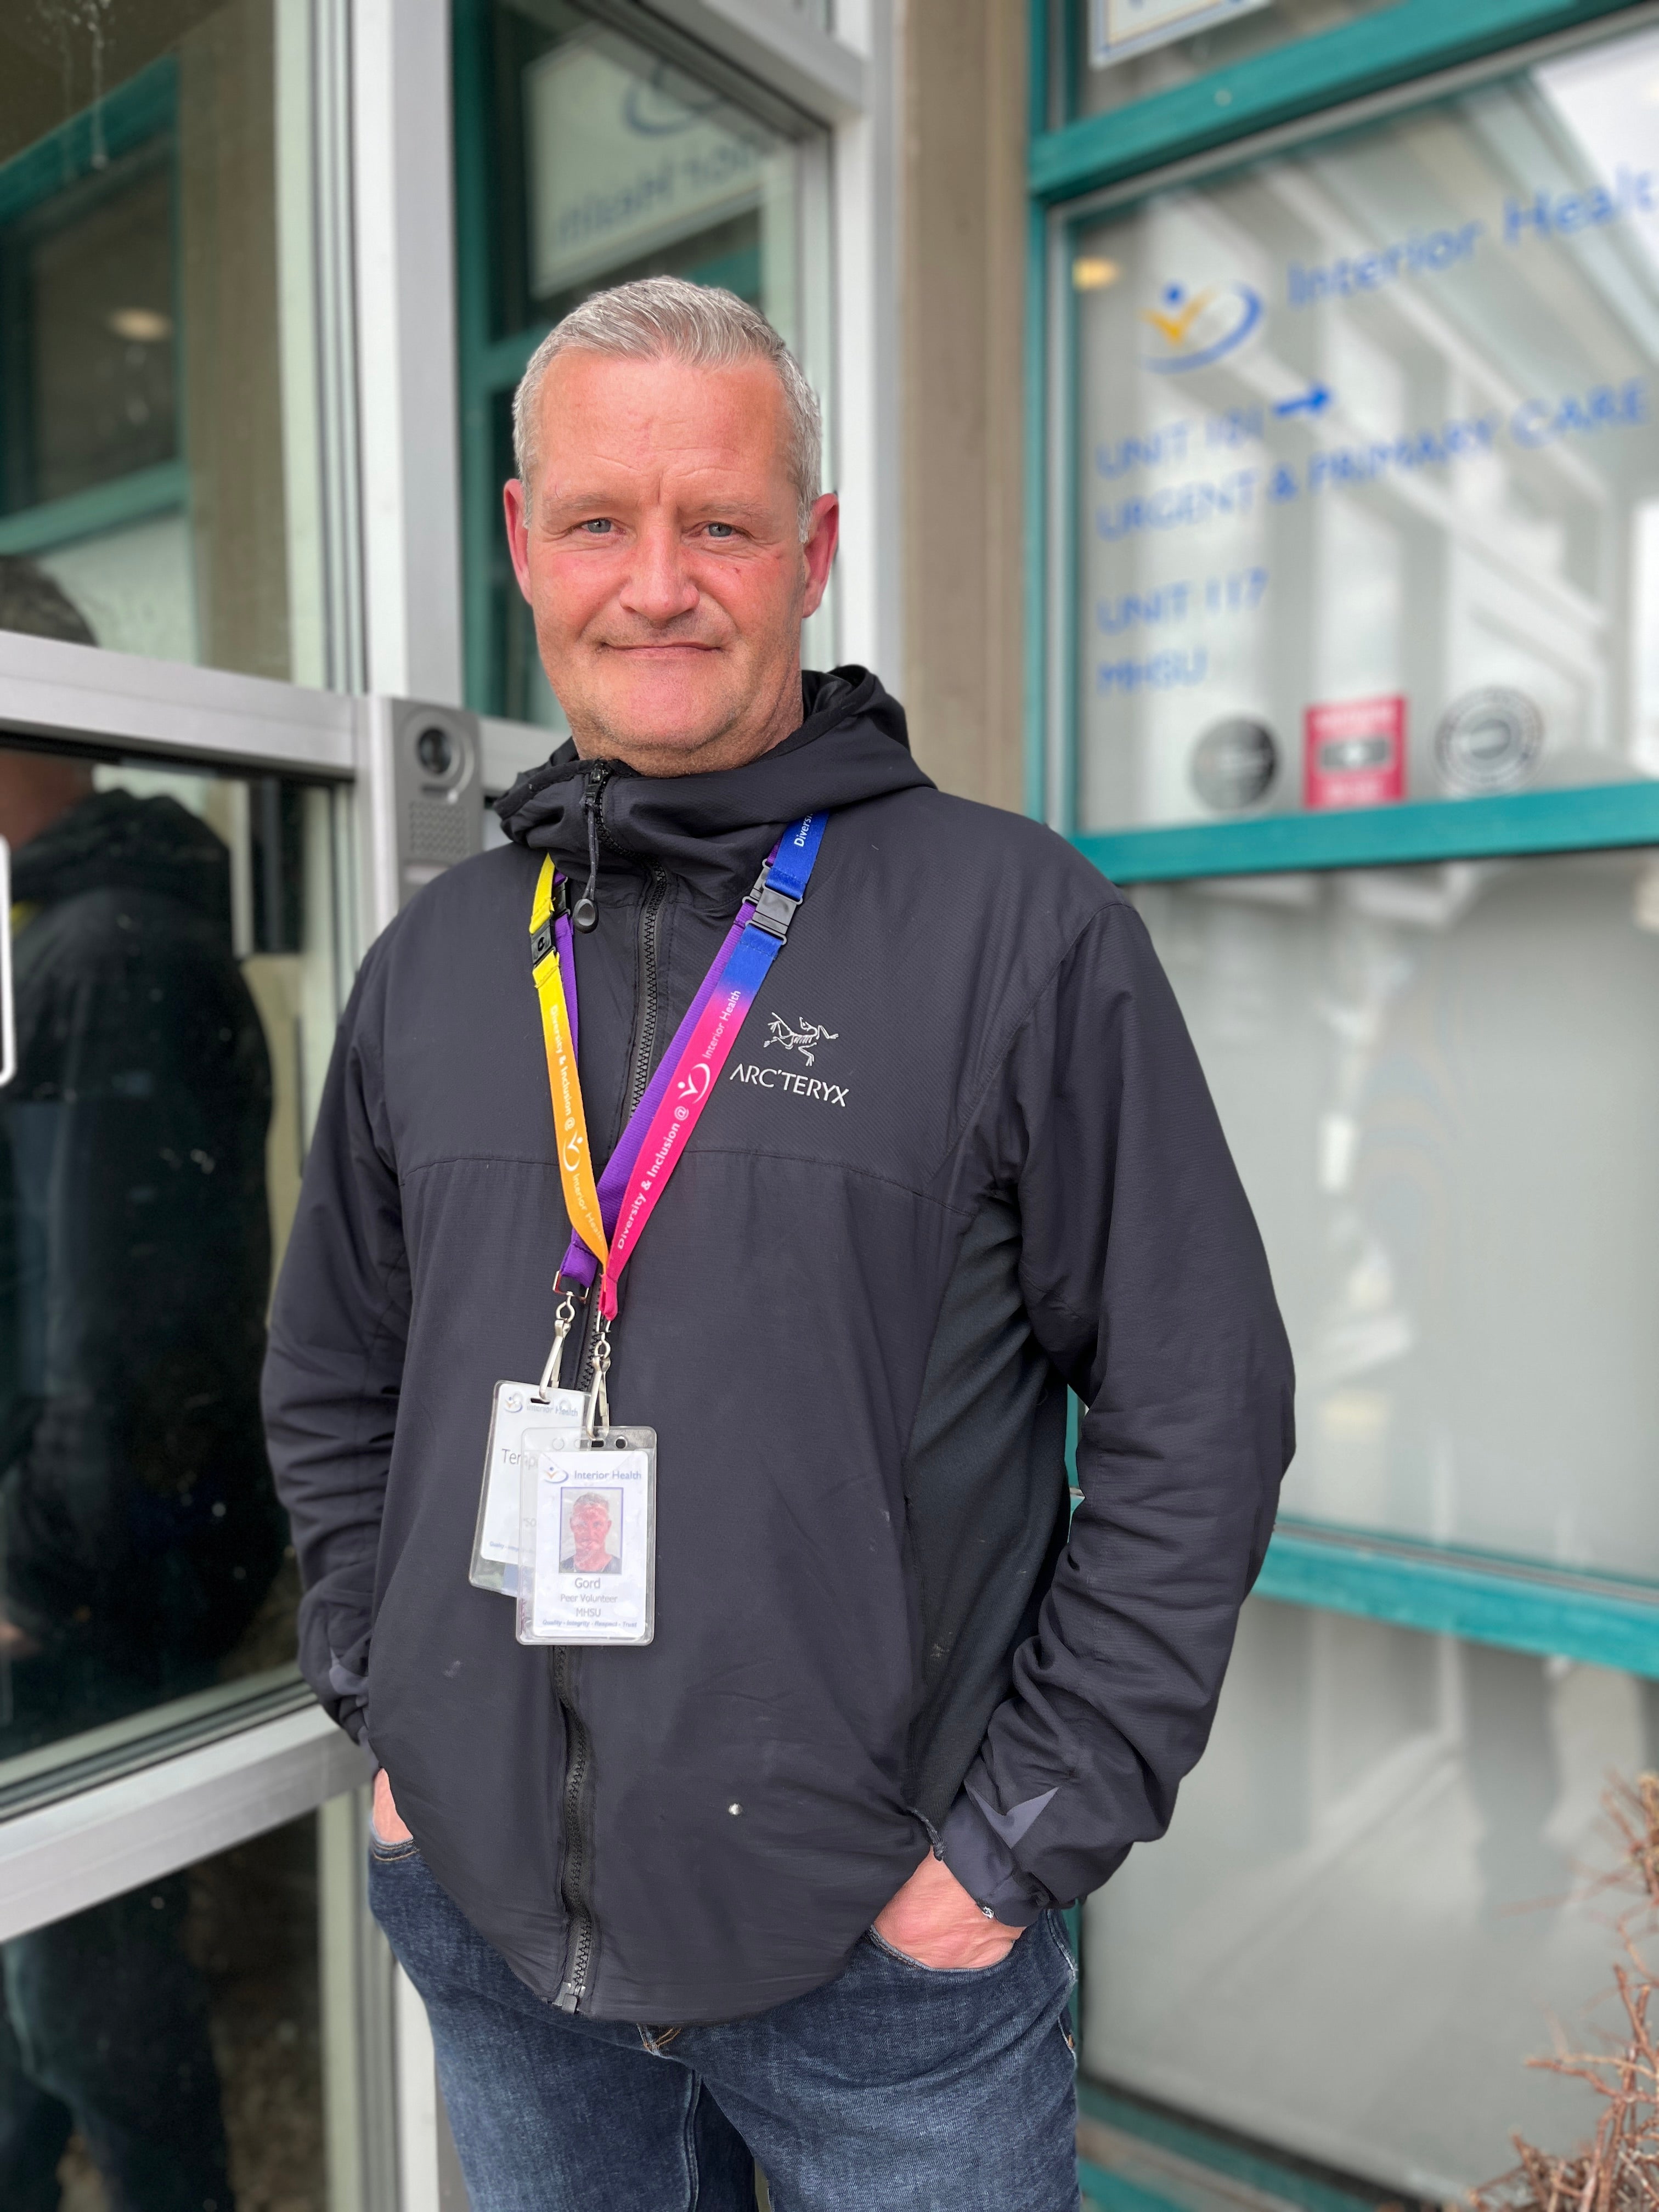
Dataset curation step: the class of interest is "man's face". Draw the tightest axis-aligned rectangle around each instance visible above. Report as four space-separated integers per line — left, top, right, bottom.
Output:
504 351 838 778
571 1500 611 1554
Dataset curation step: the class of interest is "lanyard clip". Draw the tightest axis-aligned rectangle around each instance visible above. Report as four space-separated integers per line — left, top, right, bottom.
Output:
530 879 571 968
536 1288 577 1395
749 883 800 941
582 1313 612 1441
536 1274 590 1395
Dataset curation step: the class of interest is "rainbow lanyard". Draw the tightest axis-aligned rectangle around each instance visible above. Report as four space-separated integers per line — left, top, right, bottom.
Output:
528 812 828 1411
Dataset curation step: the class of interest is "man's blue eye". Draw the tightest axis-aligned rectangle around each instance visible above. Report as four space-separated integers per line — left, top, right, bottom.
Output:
581 520 613 534
706 523 735 539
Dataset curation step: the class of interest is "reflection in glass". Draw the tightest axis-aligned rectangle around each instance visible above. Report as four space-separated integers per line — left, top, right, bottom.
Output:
480 0 808 725
25 150 177 506
0 564 347 1771
0 1 338 682
1071 18 1659 827
1 1814 326 2208
1136 849 1659 1575
1084 1601 1657 2196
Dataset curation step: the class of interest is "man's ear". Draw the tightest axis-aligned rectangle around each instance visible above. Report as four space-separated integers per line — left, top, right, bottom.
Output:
504 477 535 604
800 493 839 618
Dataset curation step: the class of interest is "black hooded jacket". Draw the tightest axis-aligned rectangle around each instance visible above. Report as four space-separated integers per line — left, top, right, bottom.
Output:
264 670 1294 2023
1 790 284 1699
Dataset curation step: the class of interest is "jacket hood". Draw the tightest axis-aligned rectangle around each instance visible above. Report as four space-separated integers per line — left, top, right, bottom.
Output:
493 667 933 911
13 788 233 935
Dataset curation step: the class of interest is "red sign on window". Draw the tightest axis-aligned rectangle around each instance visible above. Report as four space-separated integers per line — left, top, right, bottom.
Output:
1304 697 1407 810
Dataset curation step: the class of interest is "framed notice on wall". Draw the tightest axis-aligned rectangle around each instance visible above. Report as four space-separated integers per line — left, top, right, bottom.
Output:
1091 0 1273 69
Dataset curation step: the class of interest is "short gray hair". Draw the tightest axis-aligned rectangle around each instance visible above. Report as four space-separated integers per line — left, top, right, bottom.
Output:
512 276 822 538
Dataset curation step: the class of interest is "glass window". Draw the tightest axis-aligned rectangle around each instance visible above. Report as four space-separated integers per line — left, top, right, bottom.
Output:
1135 847 1659 1577
462 0 826 722
1068 18 1659 828
0 731 349 1775
2 1813 330 2207
1058 0 1397 125
0 1 341 683
1084 1599 1656 2197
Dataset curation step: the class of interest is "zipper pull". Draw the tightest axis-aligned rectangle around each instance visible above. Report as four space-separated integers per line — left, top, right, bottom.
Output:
573 763 610 934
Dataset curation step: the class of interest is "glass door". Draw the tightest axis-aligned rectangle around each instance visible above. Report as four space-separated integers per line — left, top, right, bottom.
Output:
0 8 399 2207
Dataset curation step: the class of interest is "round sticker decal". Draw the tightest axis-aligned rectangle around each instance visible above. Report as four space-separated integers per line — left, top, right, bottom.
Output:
1190 718 1279 812
1436 687 1543 794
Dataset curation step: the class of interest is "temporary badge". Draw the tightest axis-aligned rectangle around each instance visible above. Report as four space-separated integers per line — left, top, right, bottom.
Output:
470 1379 585 1595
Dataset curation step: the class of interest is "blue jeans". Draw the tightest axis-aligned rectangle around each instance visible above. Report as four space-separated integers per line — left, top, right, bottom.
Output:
370 1837 1080 2212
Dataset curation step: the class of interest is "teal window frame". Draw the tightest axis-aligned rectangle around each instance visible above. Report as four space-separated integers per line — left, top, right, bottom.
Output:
0 58 189 566
1032 10 1659 2202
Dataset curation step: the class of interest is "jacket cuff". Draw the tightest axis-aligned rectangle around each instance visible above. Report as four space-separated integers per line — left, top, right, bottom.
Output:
334 1697 370 1747
939 1787 1052 1928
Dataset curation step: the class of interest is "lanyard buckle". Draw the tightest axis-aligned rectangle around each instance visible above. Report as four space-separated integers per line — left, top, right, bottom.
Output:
530 919 556 964
750 884 800 940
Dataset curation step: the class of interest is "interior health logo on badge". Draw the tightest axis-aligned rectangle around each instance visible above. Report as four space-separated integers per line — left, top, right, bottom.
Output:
1141 280 1262 374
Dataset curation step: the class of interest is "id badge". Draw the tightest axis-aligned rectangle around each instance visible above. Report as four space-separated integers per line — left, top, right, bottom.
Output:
470 1381 585 1595
515 1428 657 1646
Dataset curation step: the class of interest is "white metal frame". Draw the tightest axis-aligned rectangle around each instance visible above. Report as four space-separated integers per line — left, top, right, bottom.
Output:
0 1708 371 1943
0 632 357 777
354 0 467 707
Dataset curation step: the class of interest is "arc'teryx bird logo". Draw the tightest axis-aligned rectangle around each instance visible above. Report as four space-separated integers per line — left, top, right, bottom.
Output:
764 1014 838 1069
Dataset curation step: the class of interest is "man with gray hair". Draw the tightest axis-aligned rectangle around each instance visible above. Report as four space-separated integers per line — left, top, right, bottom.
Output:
266 275 1293 2209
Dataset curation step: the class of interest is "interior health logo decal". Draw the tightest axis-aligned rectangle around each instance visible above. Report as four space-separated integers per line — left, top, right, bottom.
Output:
1141 280 1263 373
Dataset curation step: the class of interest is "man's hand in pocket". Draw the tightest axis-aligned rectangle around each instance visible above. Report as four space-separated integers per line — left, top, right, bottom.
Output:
372 1769 414 1846
873 1852 1021 1969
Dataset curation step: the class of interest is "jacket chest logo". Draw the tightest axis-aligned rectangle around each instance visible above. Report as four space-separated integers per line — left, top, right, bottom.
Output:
764 1013 838 1066
729 1011 848 1107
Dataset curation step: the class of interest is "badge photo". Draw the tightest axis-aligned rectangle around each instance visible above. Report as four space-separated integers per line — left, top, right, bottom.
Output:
515 1429 657 1647
470 1381 586 1595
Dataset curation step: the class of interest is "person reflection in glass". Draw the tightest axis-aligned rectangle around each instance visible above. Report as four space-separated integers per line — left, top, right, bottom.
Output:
0 556 284 2209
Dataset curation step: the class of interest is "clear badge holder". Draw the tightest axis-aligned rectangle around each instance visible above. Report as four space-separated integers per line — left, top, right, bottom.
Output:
470 1290 585 1596
514 1316 657 1647
514 1427 657 1646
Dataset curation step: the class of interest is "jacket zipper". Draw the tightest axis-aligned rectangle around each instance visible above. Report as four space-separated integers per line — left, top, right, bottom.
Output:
625 865 671 1127
552 771 669 2013
552 1646 596 2011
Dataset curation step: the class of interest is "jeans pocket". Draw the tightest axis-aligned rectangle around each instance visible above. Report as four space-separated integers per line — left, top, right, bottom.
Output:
864 1925 1026 1976
1043 1910 1079 1983
368 1829 419 1864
